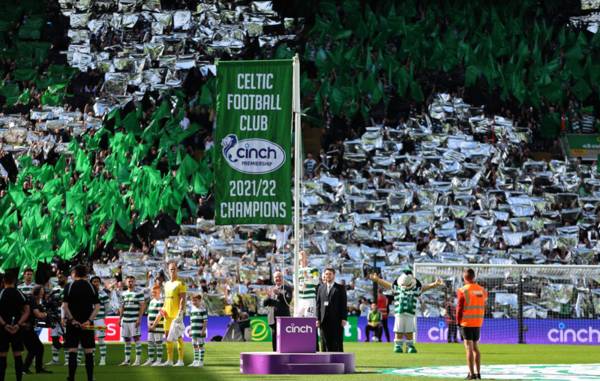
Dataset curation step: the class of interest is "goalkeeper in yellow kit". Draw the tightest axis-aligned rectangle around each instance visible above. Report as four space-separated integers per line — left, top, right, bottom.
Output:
160 261 187 367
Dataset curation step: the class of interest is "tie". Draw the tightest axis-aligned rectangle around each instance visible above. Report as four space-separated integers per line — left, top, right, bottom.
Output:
327 284 332 295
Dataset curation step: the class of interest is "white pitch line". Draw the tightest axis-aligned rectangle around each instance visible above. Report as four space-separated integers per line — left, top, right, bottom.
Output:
385 363 600 381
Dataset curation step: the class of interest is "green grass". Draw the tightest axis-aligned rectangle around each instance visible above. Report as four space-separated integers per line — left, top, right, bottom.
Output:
7 342 600 381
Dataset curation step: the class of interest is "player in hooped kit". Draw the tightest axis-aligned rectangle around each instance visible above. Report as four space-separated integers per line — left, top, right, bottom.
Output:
295 250 320 318
47 273 67 365
17 268 35 297
189 294 208 367
90 276 109 365
119 276 146 366
146 285 165 366
371 269 443 353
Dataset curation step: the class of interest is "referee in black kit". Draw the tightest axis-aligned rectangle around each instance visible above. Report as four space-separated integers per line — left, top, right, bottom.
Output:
0 270 30 381
62 265 99 381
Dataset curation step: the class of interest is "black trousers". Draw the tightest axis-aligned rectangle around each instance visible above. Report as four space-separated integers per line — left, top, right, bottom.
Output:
365 324 382 342
320 322 343 352
447 323 458 343
23 329 44 372
381 317 391 342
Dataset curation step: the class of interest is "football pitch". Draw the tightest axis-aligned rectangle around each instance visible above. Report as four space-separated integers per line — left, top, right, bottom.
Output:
10 342 600 381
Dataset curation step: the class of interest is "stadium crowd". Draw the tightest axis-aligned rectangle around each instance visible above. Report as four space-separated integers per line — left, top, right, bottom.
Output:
7 90 600 327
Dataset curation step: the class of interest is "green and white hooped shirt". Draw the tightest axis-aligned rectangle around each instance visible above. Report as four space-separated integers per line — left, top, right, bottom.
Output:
393 284 421 316
121 289 144 323
96 290 110 319
18 282 35 296
190 305 208 338
147 298 164 333
298 266 320 300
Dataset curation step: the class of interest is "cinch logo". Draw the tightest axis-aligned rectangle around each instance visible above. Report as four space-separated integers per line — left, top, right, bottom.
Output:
285 323 313 334
547 322 600 343
251 319 269 341
427 321 448 342
221 134 285 174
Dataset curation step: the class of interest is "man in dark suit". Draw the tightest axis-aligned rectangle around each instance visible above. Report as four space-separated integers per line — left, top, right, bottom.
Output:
263 271 293 351
316 267 347 352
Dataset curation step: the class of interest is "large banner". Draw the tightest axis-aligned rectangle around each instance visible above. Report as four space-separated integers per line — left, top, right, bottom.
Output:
214 59 293 225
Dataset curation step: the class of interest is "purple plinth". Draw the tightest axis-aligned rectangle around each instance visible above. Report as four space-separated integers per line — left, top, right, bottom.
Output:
240 352 355 374
276 317 317 353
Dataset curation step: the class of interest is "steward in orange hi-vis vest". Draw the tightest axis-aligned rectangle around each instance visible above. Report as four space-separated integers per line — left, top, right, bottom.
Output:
457 269 487 380
456 283 487 328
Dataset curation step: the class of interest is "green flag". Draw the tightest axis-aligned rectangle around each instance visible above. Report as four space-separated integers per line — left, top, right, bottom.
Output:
178 154 199 179
409 80 424 103
47 194 63 214
122 110 141 134
1 211 18 230
16 88 30 104
13 68 36 82
192 172 209 195
66 187 86 216
58 238 78 260
102 222 116 244
198 83 214 106
8 188 26 208
40 83 67 106
465 65 480 87
75 149 91 174
116 207 131 233
572 79 592 101
106 107 121 124
153 99 171 120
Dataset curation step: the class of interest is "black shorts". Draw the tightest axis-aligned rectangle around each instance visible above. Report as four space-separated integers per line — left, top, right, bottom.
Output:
0 330 24 352
65 324 95 349
460 327 481 341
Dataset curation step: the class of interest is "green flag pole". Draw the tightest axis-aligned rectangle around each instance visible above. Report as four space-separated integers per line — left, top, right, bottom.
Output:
292 54 302 315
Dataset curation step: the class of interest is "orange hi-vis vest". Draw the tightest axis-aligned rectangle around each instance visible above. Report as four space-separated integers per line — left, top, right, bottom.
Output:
458 283 487 328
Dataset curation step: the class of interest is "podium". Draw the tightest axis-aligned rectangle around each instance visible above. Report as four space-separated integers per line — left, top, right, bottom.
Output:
240 317 355 374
